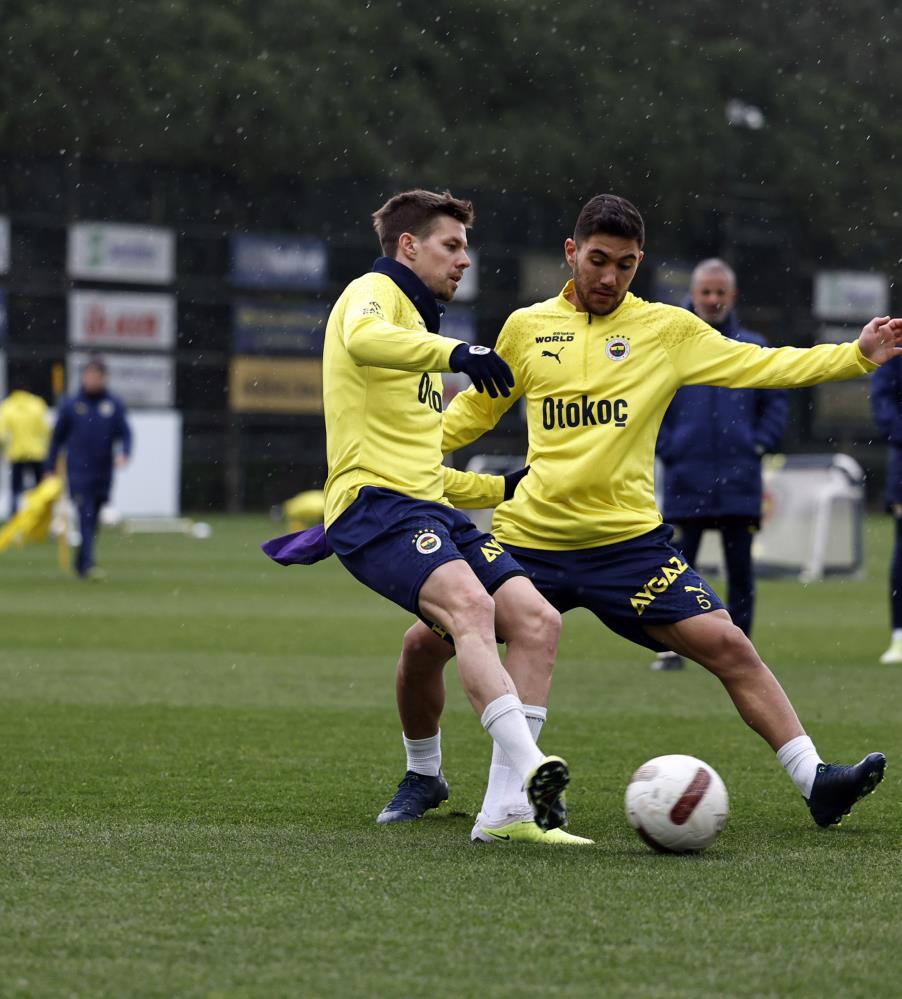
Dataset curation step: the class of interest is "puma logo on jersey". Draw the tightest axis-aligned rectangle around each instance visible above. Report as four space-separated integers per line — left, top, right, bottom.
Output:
542 347 565 363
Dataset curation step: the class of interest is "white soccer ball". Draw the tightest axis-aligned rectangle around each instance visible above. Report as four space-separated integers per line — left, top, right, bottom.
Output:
625 754 729 853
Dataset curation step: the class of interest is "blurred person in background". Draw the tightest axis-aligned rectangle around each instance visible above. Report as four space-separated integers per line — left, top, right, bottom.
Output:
0 378 51 518
870 353 902 664
46 358 131 579
271 488 325 531
653 259 788 670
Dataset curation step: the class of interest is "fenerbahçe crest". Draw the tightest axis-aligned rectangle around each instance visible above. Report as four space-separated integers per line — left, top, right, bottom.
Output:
413 529 442 555
605 336 630 361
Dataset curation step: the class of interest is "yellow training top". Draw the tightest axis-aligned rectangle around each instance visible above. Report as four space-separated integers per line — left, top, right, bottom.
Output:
443 282 876 550
323 270 502 525
0 390 51 462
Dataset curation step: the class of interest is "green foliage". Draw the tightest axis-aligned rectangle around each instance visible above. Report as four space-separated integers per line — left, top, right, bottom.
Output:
2 1 900 252
0 515 900 996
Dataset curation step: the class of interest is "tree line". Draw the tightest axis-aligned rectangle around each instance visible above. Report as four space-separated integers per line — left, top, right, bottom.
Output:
2 0 900 261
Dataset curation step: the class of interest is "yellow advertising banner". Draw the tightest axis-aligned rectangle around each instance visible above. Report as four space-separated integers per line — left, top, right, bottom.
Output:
229 356 323 413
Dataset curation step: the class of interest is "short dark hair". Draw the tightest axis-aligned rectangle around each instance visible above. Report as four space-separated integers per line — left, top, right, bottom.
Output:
372 189 475 257
83 356 107 375
574 194 645 248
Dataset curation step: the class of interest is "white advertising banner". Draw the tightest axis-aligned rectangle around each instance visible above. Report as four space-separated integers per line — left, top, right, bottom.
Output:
68 291 176 351
520 251 568 302
0 217 9 274
45 409 181 518
456 248 478 302
109 410 182 517
67 351 175 408
813 271 889 322
68 222 175 283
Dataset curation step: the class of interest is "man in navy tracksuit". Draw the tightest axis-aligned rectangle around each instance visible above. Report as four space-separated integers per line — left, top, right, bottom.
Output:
870 354 902 664
654 259 788 669
47 359 132 578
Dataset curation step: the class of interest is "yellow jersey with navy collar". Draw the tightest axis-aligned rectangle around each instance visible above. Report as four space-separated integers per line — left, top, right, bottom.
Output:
323 269 503 525
442 281 877 550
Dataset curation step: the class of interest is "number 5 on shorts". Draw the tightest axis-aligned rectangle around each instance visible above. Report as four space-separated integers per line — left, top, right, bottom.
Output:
684 584 712 610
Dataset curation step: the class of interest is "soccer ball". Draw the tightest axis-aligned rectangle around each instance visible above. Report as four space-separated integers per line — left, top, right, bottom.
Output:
625 754 729 853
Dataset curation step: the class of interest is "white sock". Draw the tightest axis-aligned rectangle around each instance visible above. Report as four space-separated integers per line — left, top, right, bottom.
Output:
892 628 902 643
403 730 442 777
776 734 823 797
525 704 548 743
480 694 543 786
478 704 548 825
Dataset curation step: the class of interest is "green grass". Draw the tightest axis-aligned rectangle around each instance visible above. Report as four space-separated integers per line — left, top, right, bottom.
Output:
1 515 900 998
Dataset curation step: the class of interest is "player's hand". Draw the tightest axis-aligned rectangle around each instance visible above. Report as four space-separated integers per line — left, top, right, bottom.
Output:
858 316 902 365
115 454 129 469
450 344 515 398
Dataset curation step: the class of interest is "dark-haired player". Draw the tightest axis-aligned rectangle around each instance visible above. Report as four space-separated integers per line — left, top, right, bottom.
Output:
386 193 894 841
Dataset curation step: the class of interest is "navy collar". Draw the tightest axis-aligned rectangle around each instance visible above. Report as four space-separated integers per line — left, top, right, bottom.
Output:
372 257 444 333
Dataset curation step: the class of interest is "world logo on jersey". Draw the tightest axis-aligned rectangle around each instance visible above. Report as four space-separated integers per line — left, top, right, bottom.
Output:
605 337 630 361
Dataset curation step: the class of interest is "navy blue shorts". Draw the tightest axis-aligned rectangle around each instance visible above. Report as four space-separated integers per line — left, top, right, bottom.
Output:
327 486 525 623
505 525 724 652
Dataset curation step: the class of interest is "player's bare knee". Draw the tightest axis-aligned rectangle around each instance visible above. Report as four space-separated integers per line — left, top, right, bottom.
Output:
701 621 761 678
400 623 451 670
528 597 562 650
499 594 560 654
445 585 496 635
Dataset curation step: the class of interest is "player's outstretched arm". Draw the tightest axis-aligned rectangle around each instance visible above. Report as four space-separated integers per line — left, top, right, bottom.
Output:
857 317 902 366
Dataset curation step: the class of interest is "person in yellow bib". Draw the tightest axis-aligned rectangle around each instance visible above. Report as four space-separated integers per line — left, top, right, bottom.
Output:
269 488 326 532
0 380 51 518
388 194 895 840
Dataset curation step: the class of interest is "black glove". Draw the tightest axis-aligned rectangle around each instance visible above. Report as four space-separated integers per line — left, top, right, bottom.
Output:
503 466 529 501
450 343 515 398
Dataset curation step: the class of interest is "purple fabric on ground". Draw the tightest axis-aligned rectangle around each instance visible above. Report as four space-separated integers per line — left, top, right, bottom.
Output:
261 524 333 566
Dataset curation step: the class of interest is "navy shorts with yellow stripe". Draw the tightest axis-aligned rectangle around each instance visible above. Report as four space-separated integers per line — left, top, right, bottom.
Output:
327 486 525 622
505 525 724 653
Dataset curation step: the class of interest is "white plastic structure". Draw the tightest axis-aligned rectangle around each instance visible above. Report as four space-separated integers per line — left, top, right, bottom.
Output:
754 453 864 582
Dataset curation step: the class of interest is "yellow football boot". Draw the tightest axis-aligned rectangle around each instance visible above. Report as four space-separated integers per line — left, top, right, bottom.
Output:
471 817 593 845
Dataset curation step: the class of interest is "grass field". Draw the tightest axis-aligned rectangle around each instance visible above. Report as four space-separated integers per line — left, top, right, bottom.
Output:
1 514 901 998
